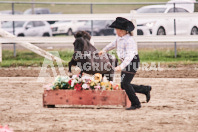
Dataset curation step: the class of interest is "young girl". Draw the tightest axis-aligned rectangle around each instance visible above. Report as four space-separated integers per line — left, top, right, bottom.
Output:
99 17 152 110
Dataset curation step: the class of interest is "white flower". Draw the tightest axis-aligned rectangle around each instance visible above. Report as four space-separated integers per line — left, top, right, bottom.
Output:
110 81 114 85
72 75 78 79
55 76 61 82
81 76 91 83
61 76 70 82
82 84 89 89
90 75 95 81
82 75 90 80
71 79 77 87
102 86 106 90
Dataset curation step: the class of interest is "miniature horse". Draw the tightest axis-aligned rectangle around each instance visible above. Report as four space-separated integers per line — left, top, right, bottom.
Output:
68 31 118 81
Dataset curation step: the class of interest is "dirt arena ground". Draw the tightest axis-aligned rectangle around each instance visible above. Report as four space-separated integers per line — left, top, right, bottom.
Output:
0 66 198 132
0 64 198 78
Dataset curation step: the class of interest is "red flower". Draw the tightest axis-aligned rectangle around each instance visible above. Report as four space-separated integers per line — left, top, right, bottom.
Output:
74 83 82 91
68 80 72 86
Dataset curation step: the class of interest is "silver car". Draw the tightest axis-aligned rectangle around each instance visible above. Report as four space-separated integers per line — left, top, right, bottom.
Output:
2 21 52 37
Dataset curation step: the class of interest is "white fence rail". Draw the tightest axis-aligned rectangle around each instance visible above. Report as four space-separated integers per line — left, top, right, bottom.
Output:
1 36 198 44
1 13 198 21
1 13 198 62
0 29 65 62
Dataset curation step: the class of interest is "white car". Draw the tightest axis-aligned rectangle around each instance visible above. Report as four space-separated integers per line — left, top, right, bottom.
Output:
2 21 52 37
76 20 115 36
134 0 198 35
50 20 87 36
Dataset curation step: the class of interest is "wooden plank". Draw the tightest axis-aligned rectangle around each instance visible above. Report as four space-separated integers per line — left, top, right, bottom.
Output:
0 29 65 63
43 90 127 107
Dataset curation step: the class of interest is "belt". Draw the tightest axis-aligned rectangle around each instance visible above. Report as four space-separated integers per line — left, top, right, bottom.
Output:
120 55 139 63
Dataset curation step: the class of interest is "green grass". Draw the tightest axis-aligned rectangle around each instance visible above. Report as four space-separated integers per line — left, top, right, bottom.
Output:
0 0 169 14
0 49 197 67
139 49 198 62
1 0 197 14
0 50 73 67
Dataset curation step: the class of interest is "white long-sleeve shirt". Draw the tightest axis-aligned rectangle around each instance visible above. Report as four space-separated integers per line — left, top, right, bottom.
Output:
102 34 138 70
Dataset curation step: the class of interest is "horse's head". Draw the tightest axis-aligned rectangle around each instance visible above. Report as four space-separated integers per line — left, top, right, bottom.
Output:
73 37 89 61
74 31 91 41
72 31 96 61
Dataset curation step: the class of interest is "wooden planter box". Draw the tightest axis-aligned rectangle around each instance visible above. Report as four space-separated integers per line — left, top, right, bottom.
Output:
43 90 130 108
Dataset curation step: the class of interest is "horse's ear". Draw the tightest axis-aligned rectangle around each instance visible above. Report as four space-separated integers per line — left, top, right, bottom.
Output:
83 31 91 40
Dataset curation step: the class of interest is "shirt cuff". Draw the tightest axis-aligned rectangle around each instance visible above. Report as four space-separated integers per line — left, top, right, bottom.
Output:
119 64 126 70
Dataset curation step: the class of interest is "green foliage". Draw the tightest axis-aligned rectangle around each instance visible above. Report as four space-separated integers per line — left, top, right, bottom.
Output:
0 49 197 67
139 49 198 62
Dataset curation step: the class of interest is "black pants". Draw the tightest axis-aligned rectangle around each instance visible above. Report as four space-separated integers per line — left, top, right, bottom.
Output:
121 55 149 106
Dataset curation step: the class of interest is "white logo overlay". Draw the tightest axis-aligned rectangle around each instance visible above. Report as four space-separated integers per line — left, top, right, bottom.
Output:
37 51 163 82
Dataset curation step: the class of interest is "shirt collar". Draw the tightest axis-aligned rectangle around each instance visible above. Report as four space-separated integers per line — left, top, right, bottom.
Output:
117 34 130 41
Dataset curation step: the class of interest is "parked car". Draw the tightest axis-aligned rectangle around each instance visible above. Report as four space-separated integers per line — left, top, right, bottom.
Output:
76 20 115 36
0 10 23 15
24 8 61 24
24 8 61 14
134 0 198 35
2 21 52 37
50 20 87 36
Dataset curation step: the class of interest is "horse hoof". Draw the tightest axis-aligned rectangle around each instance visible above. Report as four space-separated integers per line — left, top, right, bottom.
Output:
68 72 73 78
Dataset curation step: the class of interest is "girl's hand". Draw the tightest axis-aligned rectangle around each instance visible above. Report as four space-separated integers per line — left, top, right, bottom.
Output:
98 50 105 56
114 66 122 71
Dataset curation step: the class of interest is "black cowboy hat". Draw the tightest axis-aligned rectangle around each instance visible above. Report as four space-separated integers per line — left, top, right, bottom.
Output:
109 17 135 32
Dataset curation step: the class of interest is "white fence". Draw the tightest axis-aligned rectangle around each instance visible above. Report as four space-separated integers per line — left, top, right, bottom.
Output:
1 12 198 62
1 36 198 44
1 13 198 21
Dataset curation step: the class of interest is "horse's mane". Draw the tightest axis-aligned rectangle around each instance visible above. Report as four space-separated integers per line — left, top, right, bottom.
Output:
74 31 97 52
83 37 97 52
74 31 91 41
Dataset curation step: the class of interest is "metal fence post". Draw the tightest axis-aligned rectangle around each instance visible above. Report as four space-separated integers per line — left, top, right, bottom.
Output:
12 2 16 57
131 10 137 36
90 3 93 36
173 3 177 58
32 0 35 14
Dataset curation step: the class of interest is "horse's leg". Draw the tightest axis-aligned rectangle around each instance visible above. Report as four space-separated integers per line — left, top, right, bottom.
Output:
68 59 77 73
78 70 83 78
68 59 77 78
68 61 72 73
101 74 105 82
